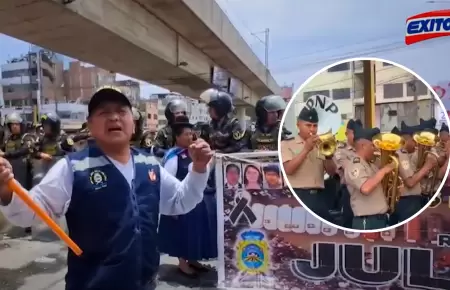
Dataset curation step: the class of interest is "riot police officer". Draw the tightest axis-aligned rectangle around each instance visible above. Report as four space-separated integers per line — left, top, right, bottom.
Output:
1 113 35 235
153 95 188 157
130 107 154 153
32 113 74 185
249 95 291 150
0 113 34 189
201 88 246 153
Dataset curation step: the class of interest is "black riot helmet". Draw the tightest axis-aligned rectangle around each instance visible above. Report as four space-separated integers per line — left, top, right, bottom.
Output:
164 94 188 124
5 112 24 133
200 88 233 119
255 95 286 126
41 112 61 135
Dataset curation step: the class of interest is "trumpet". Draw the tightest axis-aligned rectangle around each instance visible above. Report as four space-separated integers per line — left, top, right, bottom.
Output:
413 130 440 196
317 130 337 157
372 132 405 213
310 130 337 157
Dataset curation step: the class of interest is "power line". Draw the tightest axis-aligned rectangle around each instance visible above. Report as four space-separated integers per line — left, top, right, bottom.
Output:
273 35 402 62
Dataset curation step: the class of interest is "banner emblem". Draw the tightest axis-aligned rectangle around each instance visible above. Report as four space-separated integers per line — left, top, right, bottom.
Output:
236 230 269 275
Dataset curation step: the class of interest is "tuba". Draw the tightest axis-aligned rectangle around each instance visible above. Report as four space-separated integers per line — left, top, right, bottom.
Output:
304 94 342 158
413 130 440 196
372 133 405 213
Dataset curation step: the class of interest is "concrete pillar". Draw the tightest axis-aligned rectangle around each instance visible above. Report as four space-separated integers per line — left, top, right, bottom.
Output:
236 107 247 129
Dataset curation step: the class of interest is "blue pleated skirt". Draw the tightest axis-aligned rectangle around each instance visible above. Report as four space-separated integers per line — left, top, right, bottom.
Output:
158 194 218 260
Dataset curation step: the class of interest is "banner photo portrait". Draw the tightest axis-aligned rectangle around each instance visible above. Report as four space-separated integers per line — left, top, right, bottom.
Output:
216 152 450 290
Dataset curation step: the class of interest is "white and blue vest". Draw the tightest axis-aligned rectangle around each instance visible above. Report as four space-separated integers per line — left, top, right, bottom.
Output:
65 143 160 290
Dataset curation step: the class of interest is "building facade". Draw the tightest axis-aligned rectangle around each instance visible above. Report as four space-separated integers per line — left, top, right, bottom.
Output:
280 84 294 103
63 61 115 103
114 79 140 105
284 61 435 133
0 50 64 107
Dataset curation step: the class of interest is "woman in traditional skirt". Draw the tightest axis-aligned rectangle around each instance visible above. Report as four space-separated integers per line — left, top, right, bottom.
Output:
158 115 217 277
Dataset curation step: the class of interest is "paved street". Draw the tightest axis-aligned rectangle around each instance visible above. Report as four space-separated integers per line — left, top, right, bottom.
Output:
0 225 218 290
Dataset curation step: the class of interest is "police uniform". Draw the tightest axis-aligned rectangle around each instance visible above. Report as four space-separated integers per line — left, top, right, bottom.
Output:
201 89 246 153
249 95 292 150
129 108 154 153
32 113 74 186
333 119 361 227
280 107 332 221
154 98 188 158
391 124 424 224
344 126 389 230
193 121 210 142
1 113 34 190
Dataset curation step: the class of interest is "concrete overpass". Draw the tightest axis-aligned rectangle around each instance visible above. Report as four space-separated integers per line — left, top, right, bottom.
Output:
0 0 280 107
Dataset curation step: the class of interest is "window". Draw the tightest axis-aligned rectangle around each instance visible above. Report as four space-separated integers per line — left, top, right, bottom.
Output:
383 83 404 99
383 62 393 67
3 83 38 93
406 81 428 96
1 69 37 79
332 88 351 100
303 90 330 102
10 100 23 107
153 114 158 119
341 114 348 119
327 62 350 72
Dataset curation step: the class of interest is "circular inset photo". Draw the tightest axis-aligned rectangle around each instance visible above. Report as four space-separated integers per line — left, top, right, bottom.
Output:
278 57 450 233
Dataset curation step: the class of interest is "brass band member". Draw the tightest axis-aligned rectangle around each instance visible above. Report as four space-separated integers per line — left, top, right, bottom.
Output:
281 107 336 221
334 119 362 227
344 126 394 230
419 123 449 206
440 123 449 141
392 124 438 224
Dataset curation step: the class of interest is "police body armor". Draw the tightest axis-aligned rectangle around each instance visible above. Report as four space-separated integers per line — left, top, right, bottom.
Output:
32 135 73 186
250 125 280 151
3 134 34 189
209 117 246 152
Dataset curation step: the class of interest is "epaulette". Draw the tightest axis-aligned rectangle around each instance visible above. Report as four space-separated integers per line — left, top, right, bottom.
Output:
353 157 360 163
282 134 294 141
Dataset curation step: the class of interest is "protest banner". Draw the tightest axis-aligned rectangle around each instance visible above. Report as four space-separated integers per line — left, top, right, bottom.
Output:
216 151 450 290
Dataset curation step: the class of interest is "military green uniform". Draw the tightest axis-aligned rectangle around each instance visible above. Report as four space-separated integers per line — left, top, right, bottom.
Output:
32 113 74 186
154 125 174 150
2 113 35 187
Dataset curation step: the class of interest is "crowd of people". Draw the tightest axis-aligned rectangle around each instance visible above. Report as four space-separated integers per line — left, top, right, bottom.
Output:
281 106 450 230
0 86 290 290
2 85 445 288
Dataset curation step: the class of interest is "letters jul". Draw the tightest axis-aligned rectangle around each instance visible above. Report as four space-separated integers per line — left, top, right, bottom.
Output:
290 242 450 289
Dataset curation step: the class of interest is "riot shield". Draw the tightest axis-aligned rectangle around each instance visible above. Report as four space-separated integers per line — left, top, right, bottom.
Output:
31 156 63 186
31 156 67 241
10 158 31 190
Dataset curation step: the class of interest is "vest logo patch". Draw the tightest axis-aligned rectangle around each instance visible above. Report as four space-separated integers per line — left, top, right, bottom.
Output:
89 170 107 190
148 169 157 182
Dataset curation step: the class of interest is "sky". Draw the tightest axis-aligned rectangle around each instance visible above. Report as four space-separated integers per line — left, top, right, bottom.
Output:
1 0 450 98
